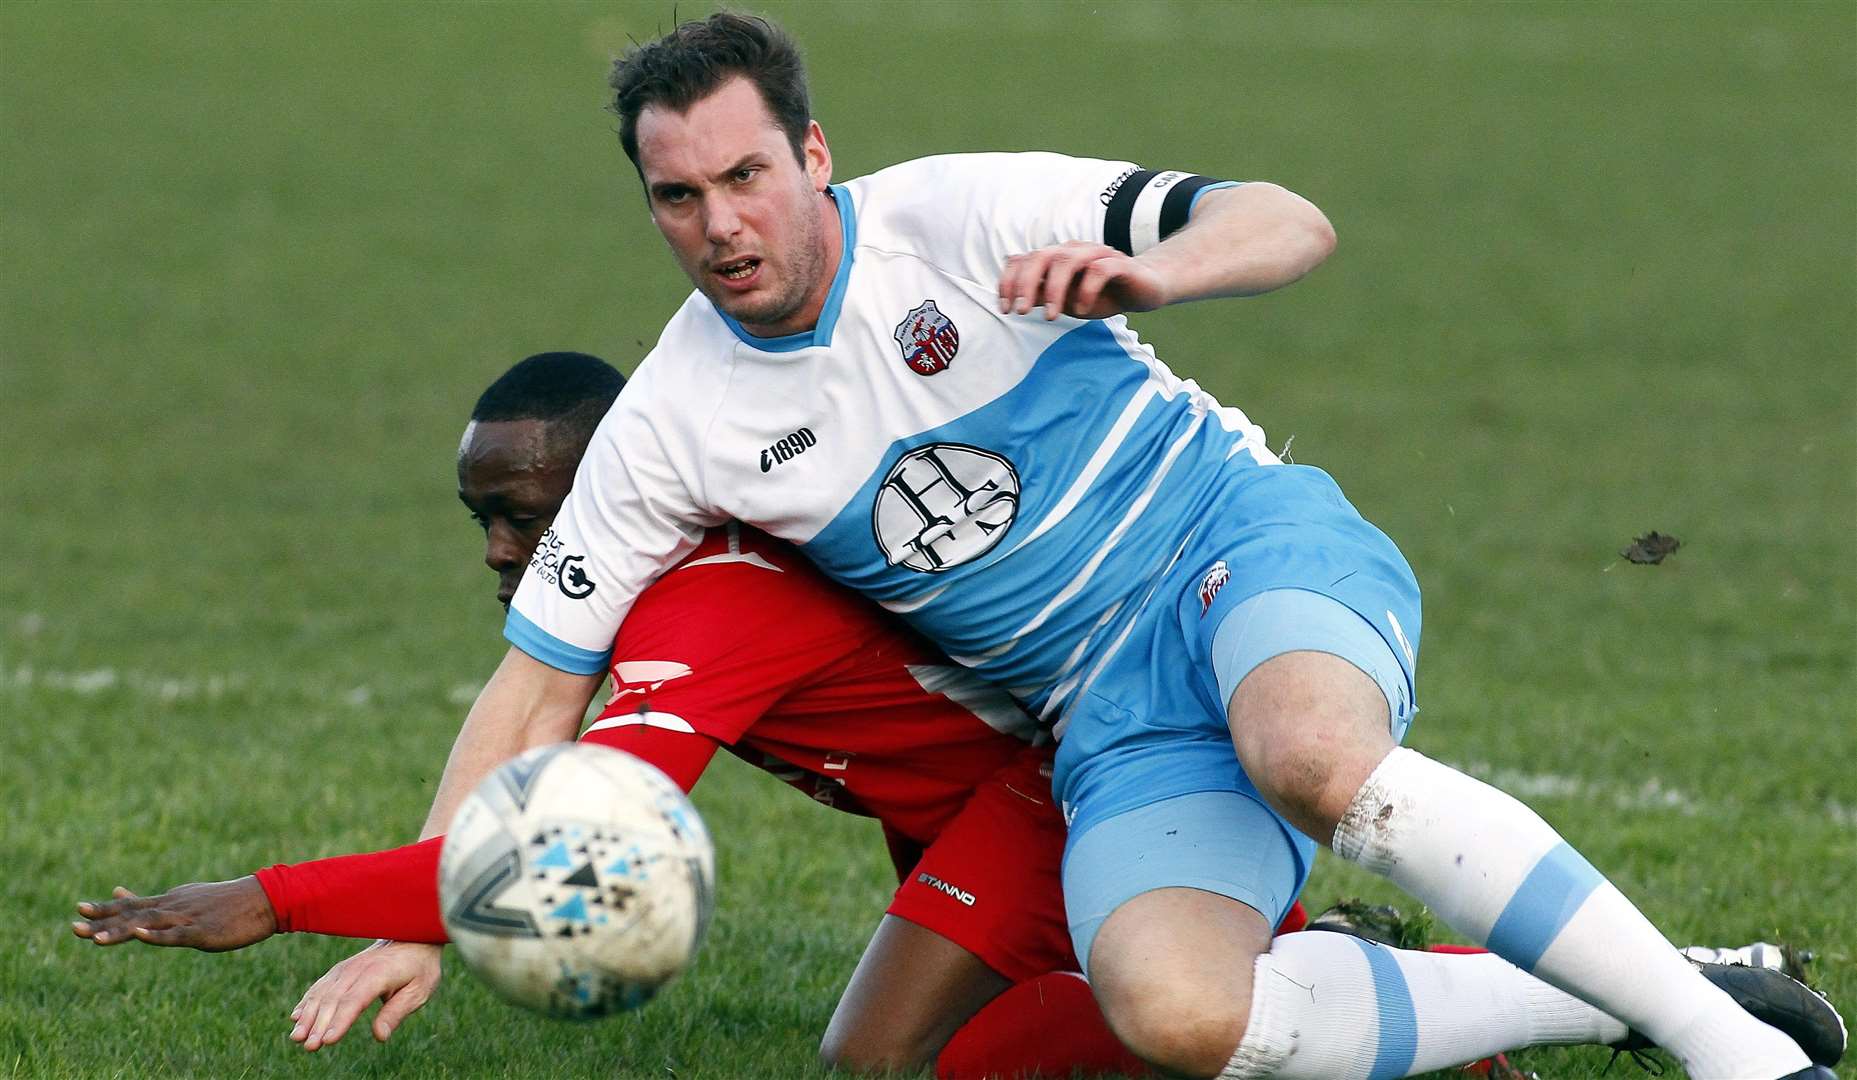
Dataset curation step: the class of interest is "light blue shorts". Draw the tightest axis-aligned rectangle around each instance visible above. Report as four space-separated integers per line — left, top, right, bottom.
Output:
1062 588 1415 971
1058 519 1421 973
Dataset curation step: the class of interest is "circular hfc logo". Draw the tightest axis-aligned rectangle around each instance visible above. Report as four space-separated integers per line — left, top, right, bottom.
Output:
872 443 1019 573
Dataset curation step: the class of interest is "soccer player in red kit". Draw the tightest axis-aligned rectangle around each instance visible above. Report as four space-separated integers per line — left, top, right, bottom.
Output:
72 352 1233 1078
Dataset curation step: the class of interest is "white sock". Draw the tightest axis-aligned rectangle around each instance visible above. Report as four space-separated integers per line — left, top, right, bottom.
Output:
1331 748 1810 1080
1219 929 1626 1079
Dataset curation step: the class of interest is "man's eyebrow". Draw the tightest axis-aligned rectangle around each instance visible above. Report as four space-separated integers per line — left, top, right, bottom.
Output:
714 152 766 178
650 153 769 197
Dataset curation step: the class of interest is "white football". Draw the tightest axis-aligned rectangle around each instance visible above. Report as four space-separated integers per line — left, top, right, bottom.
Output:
439 742 715 1018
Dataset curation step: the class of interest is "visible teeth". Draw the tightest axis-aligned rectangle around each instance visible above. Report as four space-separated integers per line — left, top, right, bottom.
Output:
719 260 755 279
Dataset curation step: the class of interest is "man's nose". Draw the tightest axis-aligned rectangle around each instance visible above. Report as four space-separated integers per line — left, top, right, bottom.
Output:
704 193 743 246
484 524 525 572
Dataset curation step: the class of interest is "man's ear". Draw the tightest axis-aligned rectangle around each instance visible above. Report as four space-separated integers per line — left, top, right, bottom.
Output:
804 120 832 192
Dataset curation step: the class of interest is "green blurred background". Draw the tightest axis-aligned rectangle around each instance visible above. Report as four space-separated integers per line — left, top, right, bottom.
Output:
3 2 1852 1076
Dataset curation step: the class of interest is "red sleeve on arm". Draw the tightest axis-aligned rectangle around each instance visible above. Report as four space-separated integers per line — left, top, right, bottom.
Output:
579 724 720 793
250 736 718 942
254 836 447 943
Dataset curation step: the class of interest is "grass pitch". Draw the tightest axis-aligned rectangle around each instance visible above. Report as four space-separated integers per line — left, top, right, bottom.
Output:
3 2 1852 1077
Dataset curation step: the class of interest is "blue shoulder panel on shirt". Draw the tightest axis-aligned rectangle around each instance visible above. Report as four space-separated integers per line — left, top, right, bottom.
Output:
718 183 858 353
504 607 612 676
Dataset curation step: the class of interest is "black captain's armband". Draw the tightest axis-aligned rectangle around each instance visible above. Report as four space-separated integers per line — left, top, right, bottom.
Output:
1103 170 1232 257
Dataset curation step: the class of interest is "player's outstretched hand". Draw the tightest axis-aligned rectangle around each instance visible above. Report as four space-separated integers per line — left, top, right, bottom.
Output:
997 241 1170 322
73 878 276 951
289 939 442 1052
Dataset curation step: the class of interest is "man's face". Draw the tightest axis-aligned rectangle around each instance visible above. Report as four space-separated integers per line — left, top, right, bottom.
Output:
457 418 577 608
636 76 835 337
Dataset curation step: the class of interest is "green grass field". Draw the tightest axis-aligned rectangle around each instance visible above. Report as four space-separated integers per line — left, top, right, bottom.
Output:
3 2 1853 1077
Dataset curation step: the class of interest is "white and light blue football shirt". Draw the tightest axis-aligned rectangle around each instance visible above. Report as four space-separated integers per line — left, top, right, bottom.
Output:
507 152 1274 726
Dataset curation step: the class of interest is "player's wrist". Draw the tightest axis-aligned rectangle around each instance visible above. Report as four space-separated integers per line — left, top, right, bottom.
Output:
233 875 281 938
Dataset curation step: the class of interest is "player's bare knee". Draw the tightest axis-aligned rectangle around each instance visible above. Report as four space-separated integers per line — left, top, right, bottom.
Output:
817 1023 934 1075
1229 651 1395 838
1100 981 1249 1079
1088 890 1264 1079
1245 733 1355 836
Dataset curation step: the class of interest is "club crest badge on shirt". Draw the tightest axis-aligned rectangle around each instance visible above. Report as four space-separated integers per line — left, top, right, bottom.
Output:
894 300 960 376
1198 560 1231 615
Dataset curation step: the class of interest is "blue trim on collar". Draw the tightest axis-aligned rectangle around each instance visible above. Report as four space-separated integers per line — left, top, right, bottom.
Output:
718 183 856 353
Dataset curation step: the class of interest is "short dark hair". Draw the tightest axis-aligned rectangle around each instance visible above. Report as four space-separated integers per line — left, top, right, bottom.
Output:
470 352 625 457
609 11 811 174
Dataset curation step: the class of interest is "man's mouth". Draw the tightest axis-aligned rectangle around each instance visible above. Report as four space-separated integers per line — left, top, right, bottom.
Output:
713 256 761 284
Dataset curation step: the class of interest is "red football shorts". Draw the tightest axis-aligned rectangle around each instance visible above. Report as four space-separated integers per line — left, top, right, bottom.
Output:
886 746 1076 982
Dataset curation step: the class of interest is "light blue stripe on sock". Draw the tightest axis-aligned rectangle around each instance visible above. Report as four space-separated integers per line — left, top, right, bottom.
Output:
1350 937 1419 1080
1486 841 1604 972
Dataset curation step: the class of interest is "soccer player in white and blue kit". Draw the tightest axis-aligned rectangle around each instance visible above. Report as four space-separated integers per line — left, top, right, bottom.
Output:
429 14 1840 1080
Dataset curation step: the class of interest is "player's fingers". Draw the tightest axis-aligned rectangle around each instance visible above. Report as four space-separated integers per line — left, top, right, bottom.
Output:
129 924 194 948
297 977 354 1050
73 919 127 945
1071 258 1124 317
1040 243 1118 319
371 983 430 1042
288 997 316 1042
301 995 345 1051
290 985 320 1024
1035 251 1080 320
311 983 378 1050
112 886 138 899
290 963 349 1041
77 892 149 919
997 254 1024 313
312 961 404 1051
78 905 173 945
1005 249 1060 316
1002 251 1052 315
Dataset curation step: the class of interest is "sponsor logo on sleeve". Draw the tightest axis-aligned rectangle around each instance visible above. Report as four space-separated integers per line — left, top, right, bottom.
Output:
557 555 596 599
1099 164 1141 206
872 444 1019 573
893 300 960 376
530 529 597 600
1197 560 1231 615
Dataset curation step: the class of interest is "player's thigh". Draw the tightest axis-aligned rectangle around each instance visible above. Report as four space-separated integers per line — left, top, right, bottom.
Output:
1063 789 1296 1075
1209 588 1412 842
821 915 1009 1073
823 749 1072 1070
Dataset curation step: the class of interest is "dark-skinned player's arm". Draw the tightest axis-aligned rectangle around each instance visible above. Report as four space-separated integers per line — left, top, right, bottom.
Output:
72 648 605 945
70 723 720 951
